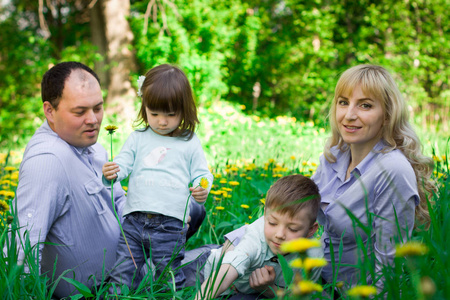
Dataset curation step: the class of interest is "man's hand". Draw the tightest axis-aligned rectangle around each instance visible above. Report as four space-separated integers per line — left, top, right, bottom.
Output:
190 186 208 203
249 265 276 296
102 162 120 181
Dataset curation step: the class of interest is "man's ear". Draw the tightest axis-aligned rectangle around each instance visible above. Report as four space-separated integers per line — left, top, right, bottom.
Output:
307 222 319 238
43 101 55 123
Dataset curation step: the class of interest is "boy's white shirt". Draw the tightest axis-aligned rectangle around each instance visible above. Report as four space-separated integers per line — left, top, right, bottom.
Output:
205 216 324 295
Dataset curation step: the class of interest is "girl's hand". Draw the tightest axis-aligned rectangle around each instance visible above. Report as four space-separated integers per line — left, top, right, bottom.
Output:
190 186 208 203
102 162 120 181
249 265 276 296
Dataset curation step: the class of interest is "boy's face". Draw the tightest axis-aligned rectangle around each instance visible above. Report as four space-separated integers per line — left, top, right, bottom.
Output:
264 207 317 255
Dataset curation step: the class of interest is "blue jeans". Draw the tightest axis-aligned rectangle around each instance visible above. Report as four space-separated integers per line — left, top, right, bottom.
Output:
109 212 187 290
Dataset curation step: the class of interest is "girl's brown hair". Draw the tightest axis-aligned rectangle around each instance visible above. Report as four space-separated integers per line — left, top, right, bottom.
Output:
135 64 199 140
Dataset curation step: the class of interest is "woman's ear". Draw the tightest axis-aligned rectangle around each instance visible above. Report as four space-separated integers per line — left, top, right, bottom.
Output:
307 222 319 238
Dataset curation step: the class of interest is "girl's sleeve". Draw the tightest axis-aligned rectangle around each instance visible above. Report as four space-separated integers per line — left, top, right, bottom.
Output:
112 132 138 182
371 157 418 290
190 135 213 192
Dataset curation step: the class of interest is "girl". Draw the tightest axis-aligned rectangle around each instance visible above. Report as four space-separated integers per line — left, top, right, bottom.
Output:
102 64 213 290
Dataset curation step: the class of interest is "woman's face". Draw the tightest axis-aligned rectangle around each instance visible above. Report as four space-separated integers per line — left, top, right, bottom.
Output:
335 84 385 153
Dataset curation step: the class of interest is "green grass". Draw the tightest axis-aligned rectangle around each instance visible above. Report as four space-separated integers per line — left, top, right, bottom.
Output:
1 100 449 299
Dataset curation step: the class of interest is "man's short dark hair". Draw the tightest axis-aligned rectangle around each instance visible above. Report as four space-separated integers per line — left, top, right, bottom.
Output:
41 62 100 109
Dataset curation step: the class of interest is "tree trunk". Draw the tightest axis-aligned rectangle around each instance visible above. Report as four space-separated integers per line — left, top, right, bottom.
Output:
94 0 138 124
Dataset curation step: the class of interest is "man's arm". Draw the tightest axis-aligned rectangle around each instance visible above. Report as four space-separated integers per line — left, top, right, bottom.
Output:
195 264 238 300
15 154 70 272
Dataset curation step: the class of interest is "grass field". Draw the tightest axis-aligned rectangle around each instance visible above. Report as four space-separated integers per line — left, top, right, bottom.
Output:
1 100 449 299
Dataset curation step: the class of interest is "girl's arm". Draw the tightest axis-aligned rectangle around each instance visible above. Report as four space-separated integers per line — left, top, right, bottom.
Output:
195 264 238 300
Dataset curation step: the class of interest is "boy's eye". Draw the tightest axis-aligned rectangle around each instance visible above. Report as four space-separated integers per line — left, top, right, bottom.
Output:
289 228 300 232
268 222 277 226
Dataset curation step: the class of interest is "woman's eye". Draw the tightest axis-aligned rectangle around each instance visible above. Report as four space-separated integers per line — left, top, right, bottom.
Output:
338 100 348 106
361 103 372 109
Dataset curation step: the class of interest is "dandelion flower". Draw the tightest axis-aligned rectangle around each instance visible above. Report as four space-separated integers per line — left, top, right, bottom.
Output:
4 166 16 172
210 190 222 195
260 198 266 205
221 187 232 192
0 200 10 211
122 186 128 192
248 216 252 219
290 258 303 268
230 167 239 172
395 241 428 257
219 179 227 184
215 206 225 211
229 181 240 186
347 285 377 297
104 125 118 134
290 156 296 160
280 238 321 253
200 177 209 189
292 280 323 295
241 204 249 209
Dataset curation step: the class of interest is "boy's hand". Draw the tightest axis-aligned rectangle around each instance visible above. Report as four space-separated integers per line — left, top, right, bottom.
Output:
249 265 276 293
190 186 208 203
102 162 120 181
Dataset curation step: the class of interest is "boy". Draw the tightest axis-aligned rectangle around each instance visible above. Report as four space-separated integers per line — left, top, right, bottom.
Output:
195 174 323 299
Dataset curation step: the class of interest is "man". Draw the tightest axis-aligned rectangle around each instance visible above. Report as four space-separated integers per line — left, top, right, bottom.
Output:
15 62 205 298
15 62 126 298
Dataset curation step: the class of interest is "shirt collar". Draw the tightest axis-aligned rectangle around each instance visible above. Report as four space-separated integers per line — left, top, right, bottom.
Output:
331 140 386 180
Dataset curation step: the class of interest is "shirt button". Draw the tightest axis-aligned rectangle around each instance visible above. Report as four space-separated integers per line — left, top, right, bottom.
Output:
27 213 32 218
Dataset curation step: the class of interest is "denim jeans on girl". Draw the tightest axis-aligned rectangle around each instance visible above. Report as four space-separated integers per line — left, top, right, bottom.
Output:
109 211 187 290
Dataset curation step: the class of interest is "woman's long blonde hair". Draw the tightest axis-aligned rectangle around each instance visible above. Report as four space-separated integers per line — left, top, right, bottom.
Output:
324 64 435 227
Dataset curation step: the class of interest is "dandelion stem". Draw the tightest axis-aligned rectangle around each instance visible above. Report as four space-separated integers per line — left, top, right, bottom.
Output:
108 129 137 269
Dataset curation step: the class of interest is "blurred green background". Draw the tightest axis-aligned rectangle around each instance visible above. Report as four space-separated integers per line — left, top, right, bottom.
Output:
0 0 448 151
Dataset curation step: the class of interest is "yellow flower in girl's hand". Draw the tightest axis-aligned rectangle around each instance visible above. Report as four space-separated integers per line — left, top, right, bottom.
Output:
200 177 209 189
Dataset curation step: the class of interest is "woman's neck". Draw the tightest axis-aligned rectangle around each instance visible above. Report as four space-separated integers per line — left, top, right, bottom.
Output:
346 139 381 179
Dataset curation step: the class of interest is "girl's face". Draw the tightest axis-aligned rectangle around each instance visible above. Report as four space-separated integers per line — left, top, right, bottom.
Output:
335 84 385 154
145 107 181 136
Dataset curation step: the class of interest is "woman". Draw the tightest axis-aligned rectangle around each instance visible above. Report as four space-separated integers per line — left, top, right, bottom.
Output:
313 64 435 290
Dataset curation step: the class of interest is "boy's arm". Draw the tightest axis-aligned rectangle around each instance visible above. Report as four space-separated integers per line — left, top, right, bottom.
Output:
195 264 238 300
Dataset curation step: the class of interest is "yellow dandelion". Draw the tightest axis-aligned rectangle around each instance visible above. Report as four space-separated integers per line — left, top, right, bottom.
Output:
260 198 266 205
1 191 15 199
239 173 247 178
230 167 239 172
302 161 308 166
303 257 328 272
240 104 246 110
229 181 240 186
280 238 321 253
210 190 222 195
442 154 447 161
0 200 10 211
246 177 252 180
311 162 317 167
395 241 429 257
273 174 283 178
248 216 252 219
4 166 16 172
241 204 249 209
1 180 11 185
347 285 377 297
215 206 225 211
200 177 209 189
104 125 118 134
11 172 19 180
261 174 268 177
290 156 296 160
219 179 227 184
290 258 303 268
292 280 323 295
221 187 232 192
305 174 311 178
122 186 128 191
268 158 275 163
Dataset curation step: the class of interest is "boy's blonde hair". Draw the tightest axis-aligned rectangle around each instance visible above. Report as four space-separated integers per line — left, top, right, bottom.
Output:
265 174 320 225
325 64 435 227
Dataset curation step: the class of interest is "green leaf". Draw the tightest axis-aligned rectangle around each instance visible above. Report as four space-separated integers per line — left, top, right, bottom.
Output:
61 277 94 298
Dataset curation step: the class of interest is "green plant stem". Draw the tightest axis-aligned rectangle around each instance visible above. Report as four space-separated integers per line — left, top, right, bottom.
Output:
182 184 200 228
109 132 137 269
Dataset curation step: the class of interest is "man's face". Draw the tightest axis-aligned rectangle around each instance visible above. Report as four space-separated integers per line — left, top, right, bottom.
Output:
44 70 104 148
264 207 317 255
